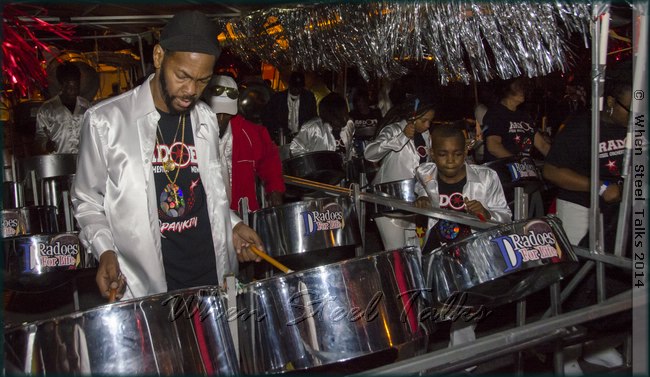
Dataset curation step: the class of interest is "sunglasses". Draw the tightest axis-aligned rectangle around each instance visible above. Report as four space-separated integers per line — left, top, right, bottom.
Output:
214 85 239 99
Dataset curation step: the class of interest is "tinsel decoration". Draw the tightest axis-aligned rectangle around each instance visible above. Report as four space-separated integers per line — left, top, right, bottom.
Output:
217 1 590 84
2 4 76 96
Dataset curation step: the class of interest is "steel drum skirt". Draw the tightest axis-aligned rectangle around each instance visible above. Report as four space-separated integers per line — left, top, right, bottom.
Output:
423 216 579 311
237 247 431 374
1 206 59 238
372 178 417 219
251 196 360 269
3 232 94 291
4 286 239 375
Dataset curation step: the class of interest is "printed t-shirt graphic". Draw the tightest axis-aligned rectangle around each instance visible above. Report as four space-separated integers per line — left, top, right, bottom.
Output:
153 111 216 290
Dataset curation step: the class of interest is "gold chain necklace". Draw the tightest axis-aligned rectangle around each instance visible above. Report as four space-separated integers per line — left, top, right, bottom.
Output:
156 113 186 184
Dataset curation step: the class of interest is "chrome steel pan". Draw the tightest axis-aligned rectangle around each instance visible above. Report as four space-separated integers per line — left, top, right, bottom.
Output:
237 247 432 374
1 205 59 238
483 156 544 204
423 216 579 311
251 196 360 260
3 232 95 291
4 286 239 375
282 151 345 187
17 153 77 181
372 178 417 218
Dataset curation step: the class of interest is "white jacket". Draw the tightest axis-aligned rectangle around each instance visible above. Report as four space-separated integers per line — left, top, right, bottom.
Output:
72 74 240 299
289 117 353 159
364 120 431 185
414 162 512 227
35 95 90 154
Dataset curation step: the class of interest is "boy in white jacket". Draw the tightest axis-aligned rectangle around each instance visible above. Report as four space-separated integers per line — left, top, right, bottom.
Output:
414 125 511 359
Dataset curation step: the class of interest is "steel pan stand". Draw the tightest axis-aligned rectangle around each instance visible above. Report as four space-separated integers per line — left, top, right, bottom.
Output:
513 187 528 375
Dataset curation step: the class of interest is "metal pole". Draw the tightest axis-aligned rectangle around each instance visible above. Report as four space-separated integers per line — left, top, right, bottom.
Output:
513 186 527 374
350 183 366 257
137 34 147 77
351 290 638 376
542 261 596 319
514 187 528 221
589 2 610 254
550 282 563 375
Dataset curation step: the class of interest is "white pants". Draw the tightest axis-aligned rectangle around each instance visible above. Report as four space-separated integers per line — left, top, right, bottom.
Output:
374 216 419 250
555 199 589 245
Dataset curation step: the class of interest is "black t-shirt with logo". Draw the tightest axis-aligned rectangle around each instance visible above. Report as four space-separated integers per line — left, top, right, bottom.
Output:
423 176 473 252
545 112 627 208
350 108 382 131
483 103 538 161
154 110 217 291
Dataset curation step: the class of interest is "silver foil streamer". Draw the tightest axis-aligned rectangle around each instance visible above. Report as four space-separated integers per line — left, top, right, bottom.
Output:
217 1 590 84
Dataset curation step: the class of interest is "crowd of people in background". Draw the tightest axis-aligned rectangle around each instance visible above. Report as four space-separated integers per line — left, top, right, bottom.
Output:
0 9 634 375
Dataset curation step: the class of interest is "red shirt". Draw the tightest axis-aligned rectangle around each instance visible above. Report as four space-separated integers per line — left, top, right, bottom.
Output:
230 114 285 212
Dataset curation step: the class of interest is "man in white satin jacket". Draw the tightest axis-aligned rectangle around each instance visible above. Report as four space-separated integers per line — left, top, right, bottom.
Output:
288 92 353 159
72 11 262 300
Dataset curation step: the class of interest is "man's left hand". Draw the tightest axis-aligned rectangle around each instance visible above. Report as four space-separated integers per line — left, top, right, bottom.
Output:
232 222 263 262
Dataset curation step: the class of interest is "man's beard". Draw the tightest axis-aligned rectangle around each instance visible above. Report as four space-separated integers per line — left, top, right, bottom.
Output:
159 66 197 114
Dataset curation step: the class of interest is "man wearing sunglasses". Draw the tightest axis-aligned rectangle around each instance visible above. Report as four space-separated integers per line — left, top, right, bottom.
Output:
207 74 285 212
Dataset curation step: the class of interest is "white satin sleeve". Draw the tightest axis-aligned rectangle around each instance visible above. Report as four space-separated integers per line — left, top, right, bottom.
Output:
483 169 512 223
363 122 410 162
71 110 117 259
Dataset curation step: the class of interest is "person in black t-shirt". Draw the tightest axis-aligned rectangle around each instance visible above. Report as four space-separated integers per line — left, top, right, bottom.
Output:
543 82 630 252
542 76 632 375
73 11 263 300
483 78 551 162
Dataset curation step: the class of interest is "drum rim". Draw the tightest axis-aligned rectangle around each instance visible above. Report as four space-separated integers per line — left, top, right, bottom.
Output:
3 285 226 331
251 195 353 214
422 215 567 257
240 246 420 290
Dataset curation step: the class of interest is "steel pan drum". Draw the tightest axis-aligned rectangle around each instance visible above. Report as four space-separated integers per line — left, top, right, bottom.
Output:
237 247 431 374
484 156 543 204
423 216 579 311
17 154 78 181
251 196 360 271
372 178 417 219
1 205 59 238
4 286 239 375
3 232 94 291
283 151 345 187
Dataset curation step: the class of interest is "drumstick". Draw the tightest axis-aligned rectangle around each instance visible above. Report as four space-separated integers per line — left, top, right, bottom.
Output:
250 245 294 274
284 175 351 194
108 287 117 303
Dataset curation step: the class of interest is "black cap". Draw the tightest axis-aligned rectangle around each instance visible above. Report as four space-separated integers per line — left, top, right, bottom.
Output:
159 10 221 57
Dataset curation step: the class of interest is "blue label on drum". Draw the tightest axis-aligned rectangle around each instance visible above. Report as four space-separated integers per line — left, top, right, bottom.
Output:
506 160 539 181
301 203 344 236
491 220 561 272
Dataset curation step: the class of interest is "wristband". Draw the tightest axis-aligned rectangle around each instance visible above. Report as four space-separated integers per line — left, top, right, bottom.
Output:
598 181 610 196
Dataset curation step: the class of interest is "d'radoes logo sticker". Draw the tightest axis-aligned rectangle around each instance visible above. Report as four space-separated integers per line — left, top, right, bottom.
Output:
25 234 81 271
301 202 345 236
507 159 539 181
490 220 564 272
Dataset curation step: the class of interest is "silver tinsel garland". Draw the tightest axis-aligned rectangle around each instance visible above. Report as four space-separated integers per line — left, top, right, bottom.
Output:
217 1 591 84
